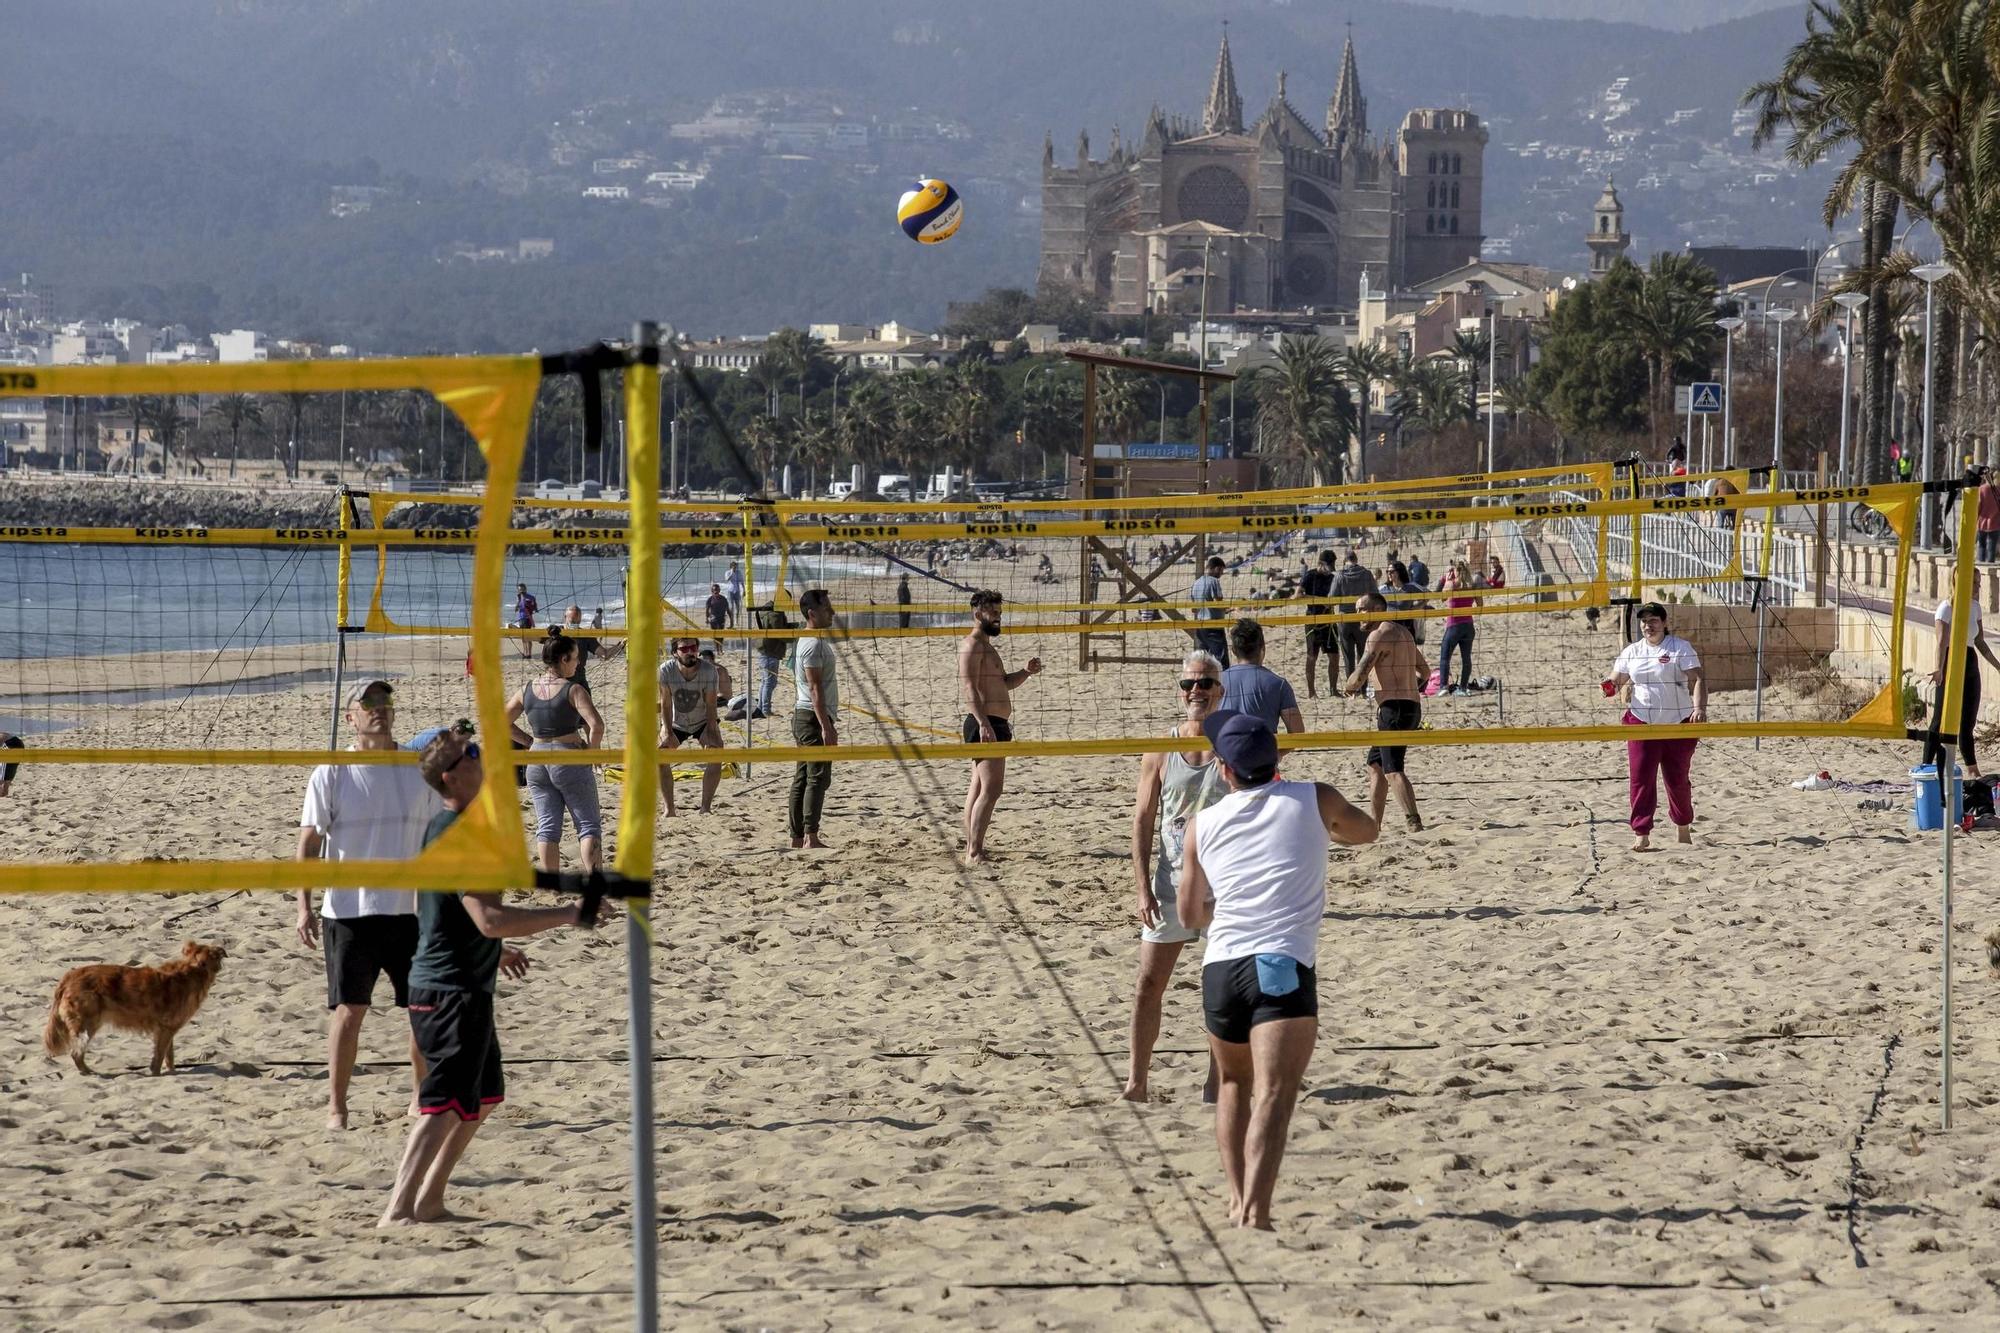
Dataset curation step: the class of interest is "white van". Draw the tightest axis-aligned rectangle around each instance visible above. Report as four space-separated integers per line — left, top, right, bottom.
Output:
875 473 913 498
826 480 856 500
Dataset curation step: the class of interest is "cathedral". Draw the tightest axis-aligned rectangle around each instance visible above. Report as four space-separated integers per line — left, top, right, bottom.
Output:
1036 31 1489 315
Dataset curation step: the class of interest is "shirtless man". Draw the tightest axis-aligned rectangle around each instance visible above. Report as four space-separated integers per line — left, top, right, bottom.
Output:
959 589 1043 864
1343 591 1427 832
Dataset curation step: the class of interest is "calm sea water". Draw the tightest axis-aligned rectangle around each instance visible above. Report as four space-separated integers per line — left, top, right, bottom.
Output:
0 547 766 659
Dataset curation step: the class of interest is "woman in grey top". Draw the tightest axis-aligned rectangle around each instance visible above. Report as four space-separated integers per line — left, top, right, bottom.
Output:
506 632 605 873
1122 648 1229 1103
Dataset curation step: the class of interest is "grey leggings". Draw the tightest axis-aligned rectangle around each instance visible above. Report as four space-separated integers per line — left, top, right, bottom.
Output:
526 742 602 844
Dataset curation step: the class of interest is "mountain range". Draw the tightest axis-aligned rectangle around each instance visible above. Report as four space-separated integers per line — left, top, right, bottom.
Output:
0 0 1829 351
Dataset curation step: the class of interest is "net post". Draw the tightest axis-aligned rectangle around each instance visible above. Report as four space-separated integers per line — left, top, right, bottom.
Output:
620 326 662 1331
1749 577 1767 751
1078 361 1098 673
1939 479 1978 1130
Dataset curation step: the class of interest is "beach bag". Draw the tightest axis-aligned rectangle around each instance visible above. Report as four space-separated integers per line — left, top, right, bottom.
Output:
1967 778 1996 821
1423 669 1443 698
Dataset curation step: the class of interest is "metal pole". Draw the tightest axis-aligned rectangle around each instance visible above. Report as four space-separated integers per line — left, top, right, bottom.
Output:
1771 324 1786 473
1838 306 1854 487
1485 308 1497 475
326 632 347 752
1751 581 1767 751
625 908 658 1331
1942 804 1955 1129
1922 279 1938 550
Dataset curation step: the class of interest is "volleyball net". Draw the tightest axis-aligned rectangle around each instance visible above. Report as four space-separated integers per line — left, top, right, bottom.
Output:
0 355 1971 891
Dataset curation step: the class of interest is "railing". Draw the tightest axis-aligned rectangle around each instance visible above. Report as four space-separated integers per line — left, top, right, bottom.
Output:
1547 491 1810 607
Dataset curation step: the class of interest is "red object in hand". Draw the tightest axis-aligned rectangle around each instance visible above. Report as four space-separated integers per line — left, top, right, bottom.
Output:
1601 679 1617 697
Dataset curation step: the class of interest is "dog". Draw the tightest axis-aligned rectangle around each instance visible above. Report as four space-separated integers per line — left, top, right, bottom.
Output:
42 941 226 1075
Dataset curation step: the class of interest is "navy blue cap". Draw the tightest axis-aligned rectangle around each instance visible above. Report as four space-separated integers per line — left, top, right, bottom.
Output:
1201 709 1278 781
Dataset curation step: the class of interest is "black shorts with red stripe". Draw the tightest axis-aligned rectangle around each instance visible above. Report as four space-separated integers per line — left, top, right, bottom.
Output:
408 987 504 1121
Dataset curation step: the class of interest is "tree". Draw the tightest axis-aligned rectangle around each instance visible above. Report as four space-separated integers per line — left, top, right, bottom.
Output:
212 393 264 479
1094 368 1149 446
132 396 188 476
1021 366 1080 482
940 359 996 480
1610 253 1721 451
1337 343 1399 482
836 376 895 493
1528 262 1651 445
1250 335 1354 485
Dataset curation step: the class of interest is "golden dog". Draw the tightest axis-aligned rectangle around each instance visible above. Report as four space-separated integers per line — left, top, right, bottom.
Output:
43 941 226 1075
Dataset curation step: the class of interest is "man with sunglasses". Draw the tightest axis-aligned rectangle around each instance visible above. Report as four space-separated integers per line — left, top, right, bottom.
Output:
297 678 443 1131
657 636 723 815
380 730 601 1226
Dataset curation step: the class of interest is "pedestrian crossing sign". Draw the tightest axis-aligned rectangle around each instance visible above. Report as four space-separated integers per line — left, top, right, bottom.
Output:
1688 381 1723 414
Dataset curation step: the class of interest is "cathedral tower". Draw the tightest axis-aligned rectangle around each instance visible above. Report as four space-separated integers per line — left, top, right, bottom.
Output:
1202 29 1244 135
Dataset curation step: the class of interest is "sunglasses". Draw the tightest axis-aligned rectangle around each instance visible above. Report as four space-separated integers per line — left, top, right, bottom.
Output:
355 691 395 709
442 741 481 774
1178 677 1220 691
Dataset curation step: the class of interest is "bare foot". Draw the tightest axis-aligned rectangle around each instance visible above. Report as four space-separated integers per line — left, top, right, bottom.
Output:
1119 1082 1148 1103
962 849 993 866
1675 825 1693 845
1240 1216 1276 1232
1405 814 1424 832
327 1110 349 1131
1631 835 1653 852
413 1205 474 1223
789 836 805 849
804 835 830 849
377 1212 416 1229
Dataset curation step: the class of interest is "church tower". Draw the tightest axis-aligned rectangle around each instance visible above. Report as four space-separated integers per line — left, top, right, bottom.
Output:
1587 177 1631 274
1327 30 1367 152
1202 29 1244 134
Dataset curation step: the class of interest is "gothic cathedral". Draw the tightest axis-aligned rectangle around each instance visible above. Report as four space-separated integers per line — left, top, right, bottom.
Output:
1036 32 1488 315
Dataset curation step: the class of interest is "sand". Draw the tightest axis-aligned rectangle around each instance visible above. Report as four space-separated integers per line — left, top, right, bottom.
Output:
3 566 1999 1330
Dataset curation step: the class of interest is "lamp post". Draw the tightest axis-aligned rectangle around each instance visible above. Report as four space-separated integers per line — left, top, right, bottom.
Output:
1716 316 1744 468
1156 381 1168 448
1485 306 1497 475
1915 261 1953 549
1831 292 1868 486
1023 361 1057 483
1766 307 1796 474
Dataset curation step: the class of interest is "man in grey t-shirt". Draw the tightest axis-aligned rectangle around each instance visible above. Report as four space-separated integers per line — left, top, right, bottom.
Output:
790 588 839 848
1190 554 1230 666
657 635 722 814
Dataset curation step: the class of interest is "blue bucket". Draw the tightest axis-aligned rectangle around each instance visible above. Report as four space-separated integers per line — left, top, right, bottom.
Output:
1911 764 1963 831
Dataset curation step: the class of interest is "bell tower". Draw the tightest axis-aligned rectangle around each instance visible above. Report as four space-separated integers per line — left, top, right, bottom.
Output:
1587 177 1631 275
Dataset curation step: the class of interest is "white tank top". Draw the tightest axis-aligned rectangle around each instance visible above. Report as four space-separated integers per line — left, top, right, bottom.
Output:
1196 780 1328 968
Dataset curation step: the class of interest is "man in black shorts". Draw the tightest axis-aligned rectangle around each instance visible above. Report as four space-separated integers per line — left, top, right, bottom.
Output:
1343 592 1428 832
380 731 600 1226
1294 549 1338 698
657 636 723 815
958 589 1042 863
1330 550 1376 683
1179 710 1375 1229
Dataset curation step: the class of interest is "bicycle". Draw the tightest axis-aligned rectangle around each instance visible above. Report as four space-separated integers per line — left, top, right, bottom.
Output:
1848 502 1894 540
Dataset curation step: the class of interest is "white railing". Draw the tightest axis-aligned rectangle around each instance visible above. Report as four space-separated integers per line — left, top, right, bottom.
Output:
1547 491 1810 607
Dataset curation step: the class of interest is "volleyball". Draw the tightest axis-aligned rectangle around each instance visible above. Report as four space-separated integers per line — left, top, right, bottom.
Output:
897 178 963 244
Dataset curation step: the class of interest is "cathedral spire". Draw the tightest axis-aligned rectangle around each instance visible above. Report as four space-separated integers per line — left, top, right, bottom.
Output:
1327 26 1367 149
1203 24 1244 134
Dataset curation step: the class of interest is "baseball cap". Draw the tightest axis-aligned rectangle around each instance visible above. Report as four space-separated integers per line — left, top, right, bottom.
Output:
1201 709 1278 784
345 678 394 706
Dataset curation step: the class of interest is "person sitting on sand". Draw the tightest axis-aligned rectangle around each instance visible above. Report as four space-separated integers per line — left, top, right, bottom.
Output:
1607 601 1707 851
1124 649 1229 1104
960 589 1043 864
1344 593 1428 833
1179 710 1375 1230
379 731 601 1227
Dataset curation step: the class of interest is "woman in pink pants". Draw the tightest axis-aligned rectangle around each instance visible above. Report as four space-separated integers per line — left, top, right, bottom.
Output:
1607 602 1707 851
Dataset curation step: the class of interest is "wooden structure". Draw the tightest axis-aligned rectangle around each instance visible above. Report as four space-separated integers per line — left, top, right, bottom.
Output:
1064 349 1237 671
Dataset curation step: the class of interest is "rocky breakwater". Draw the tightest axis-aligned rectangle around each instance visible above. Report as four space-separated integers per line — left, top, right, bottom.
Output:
0 478 340 530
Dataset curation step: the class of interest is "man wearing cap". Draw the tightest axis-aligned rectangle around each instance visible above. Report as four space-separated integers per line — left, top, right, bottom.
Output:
379 729 601 1226
1180 709 1376 1230
296 678 444 1131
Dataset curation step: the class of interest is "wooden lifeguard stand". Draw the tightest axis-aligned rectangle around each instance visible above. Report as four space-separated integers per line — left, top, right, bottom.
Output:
1064 349 1237 671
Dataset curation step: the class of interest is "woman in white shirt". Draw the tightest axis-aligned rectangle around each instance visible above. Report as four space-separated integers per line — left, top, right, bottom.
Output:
1925 594 2000 777
1607 602 1707 851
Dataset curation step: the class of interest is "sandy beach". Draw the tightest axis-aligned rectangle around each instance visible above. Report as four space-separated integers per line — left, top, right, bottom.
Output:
2 550 1997 1330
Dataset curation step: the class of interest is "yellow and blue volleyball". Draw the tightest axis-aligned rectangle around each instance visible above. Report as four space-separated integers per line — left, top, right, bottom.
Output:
897 178 963 244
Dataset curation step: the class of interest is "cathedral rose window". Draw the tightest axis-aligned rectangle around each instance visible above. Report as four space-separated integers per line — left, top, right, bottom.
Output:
1175 166 1251 229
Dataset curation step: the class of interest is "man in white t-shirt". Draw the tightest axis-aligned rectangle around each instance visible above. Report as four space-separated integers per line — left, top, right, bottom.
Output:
1926 594 2000 778
296 678 444 1130
724 560 745 627
790 589 839 848
1179 710 1376 1230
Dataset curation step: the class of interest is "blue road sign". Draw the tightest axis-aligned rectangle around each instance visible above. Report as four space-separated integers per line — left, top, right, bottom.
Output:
1688 381 1723 414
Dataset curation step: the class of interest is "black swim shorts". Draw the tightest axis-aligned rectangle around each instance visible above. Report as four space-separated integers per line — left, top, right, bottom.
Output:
1365 698 1422 775
408 987 504 1121
963 715 1015 743
1305 624 1335 652
322 914 419 1010
1202 954 1319 1044
670 724 711 744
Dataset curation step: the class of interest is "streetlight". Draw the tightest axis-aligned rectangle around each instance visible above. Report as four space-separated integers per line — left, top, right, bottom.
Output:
1766 307 1797 474
1485 305 1498 475
1715 315 1744 468
1915 261 1953 548
1155 380 1168 448
1831 292 1868 486
1023 361 1058 482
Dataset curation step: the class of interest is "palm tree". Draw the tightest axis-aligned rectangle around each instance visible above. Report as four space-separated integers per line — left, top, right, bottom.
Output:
1337 343 1399 482
762 327 825 419
1747 0 1907 480
1611 254 1721 451
1021 367 1080 482
837 376 895 494
132 396 187 476
889 369 947 495
940 360 996 482
1493 375 1563 465
212 393 264 479
1405 360 1475 439
738 414 789 495
1251 335 1353 485
1094 368 1148 445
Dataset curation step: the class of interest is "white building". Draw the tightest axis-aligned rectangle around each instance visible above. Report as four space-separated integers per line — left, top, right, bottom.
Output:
212 329 270 363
